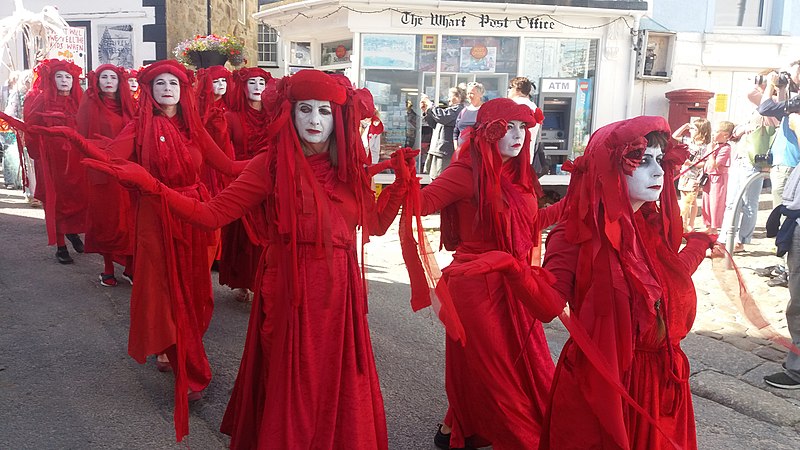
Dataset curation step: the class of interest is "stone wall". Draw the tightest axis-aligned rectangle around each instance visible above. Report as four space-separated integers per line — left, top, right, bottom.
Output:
166 0 259 67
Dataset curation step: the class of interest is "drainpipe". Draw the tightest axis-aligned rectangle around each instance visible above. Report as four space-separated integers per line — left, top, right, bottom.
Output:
626 14 642 118
207 0 212 35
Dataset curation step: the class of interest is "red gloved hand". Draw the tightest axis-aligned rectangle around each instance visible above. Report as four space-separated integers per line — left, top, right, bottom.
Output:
28 125 111 162
81 158 161 194
444 250 521 277
389 147 420 183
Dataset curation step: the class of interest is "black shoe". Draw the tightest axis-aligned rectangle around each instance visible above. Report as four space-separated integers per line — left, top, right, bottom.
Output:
56 246 73 264
767 272 788 288
65 234 84 253
434 425 476 450
764 372 800 389
755 265 779 277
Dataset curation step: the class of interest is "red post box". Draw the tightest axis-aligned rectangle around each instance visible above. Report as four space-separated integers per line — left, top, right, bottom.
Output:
664 89 715 133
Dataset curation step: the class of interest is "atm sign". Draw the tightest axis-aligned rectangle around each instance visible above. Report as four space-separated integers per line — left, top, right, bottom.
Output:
541 79 576 93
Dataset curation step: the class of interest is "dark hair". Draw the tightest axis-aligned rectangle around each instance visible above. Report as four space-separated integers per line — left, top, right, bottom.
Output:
509 77 533 96
645 131 669 151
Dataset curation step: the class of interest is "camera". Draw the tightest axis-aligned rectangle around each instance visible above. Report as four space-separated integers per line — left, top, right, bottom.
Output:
754 153 773 165
755 72 794 89
787 95 800 114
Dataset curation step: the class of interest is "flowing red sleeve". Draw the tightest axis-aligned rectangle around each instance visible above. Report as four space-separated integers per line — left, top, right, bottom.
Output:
542 225 578 304
107 122 137 161
419 163 473 215
163 153 269 230
536 198 565 230
677 232 714 274
367 180 407 236
505 264 567 323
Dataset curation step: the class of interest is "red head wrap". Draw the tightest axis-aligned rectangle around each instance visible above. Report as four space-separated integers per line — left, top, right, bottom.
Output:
76 64 136 139
26 59 83 113
257 69 374 305
196 65 231 120
86 64 135 119
443 98 544 255
229 67 271 112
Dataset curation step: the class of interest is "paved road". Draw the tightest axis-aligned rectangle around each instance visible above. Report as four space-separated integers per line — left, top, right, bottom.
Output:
1 185 798 449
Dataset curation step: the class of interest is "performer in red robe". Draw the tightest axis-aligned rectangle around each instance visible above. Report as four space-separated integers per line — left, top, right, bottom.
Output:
76 64 136 286
31 60 249 441
217 67 271 300
23 59 88 264
80 69 413 449
196 65 234 198
540 116 717 450
402 98 565 450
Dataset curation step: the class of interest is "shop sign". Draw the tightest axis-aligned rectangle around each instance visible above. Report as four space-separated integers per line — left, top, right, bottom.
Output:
422 35 436 51
541 78 577 93
335 45 347 58
397 11 557 31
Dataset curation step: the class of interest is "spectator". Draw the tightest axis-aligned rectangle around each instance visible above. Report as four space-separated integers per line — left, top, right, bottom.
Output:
422 86 465 179
702 121 735 234
507 76 541 160
673 118 711 232
4 70 36 204
757 60 800 207
764 151 800 389
719 83 779 252
454 81 484 147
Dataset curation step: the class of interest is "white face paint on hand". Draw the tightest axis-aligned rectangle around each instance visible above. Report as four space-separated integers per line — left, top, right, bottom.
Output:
625 145 665 212
152 73 180 106
498 120 527 161
212 77 227 96
128 77 139 92
98 69 119 94
54 70 73 93
247 77 266 101
294 99 333 146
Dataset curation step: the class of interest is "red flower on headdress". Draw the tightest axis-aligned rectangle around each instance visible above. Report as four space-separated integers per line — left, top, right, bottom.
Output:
620 144 646 176
481 119 508 143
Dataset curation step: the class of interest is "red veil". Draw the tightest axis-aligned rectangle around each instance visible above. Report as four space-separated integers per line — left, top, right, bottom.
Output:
196 65 230 122
77 64 135 139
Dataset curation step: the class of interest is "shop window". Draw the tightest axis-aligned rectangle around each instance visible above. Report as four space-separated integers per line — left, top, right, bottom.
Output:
257 24 278 67
714 0 770 30
321 39 352 66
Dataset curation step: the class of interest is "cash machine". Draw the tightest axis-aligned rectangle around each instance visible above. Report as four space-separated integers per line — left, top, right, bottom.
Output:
538 78 577 174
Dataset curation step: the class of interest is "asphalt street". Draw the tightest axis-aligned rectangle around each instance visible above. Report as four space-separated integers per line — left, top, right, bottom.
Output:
1 184 799 449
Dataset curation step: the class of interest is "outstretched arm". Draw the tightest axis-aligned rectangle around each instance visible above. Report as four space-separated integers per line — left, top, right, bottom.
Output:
365 148 418 235
677 232 716 274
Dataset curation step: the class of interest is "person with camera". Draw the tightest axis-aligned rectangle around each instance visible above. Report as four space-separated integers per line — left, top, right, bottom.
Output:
759 60 800 389
757 61 800 207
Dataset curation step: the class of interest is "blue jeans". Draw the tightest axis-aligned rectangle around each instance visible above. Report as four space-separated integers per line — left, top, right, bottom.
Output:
720 162 763 245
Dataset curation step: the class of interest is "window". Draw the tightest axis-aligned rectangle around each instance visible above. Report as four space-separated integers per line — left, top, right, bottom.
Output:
714 0 769 29
238 0 247 25
258 24 278 67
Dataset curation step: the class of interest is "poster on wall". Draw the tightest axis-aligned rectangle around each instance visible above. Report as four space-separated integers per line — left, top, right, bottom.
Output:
459 46 496 73
290 42 312 66
97 24 134 68
362 34 416 70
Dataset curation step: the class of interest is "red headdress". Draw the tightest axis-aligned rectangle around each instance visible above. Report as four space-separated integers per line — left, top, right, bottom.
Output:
24 59 83 120
228 67 271 113
442 97 544 256
133 60 209 181
555 115 694 446
77 64 135 139
258 69 374 305
196 65 231 120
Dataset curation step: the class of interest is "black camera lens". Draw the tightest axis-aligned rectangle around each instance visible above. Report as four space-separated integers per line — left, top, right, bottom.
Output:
777 72 791 87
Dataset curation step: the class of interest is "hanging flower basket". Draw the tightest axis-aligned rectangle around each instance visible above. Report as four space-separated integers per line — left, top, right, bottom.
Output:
174 34 246 68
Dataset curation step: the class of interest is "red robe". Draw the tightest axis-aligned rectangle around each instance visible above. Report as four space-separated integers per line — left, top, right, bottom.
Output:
419 160 562 450
107 113 245 410
24 95 88 243
216 107 268 290
541 213 708 450
76 94 134 255
161 151 403 449
200 98 234 197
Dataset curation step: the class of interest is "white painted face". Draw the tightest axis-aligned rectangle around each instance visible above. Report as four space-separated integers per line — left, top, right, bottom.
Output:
294 99 334 145
625 145 665 212
54 70 73 93
128 77 139 92
151 73 180 106
98 69 119 94
247 77 266 101
498 120 526 160
212 77 227 96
